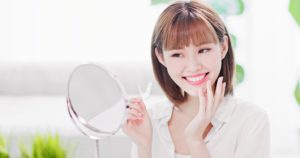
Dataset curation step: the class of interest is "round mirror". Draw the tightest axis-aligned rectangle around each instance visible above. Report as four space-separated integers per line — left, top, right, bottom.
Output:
66 64 127 157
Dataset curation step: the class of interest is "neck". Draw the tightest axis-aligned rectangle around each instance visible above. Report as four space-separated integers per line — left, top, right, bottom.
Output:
176 95 199 118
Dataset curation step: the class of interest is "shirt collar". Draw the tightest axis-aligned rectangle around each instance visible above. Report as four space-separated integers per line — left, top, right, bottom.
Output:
152 95 236 156
154 94 236 126
213 94 236 123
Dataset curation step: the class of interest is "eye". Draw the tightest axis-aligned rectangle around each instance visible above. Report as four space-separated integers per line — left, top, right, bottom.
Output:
198 48 211 54
171 53 183 58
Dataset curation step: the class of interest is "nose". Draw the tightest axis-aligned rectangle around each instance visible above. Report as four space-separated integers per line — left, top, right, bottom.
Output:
186 54 202 72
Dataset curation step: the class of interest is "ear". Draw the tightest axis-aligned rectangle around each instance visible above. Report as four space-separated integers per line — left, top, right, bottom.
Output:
221 36 229 59
155 48 166 67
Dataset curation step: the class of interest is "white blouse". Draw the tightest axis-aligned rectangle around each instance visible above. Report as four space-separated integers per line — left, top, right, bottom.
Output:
130 95 270 158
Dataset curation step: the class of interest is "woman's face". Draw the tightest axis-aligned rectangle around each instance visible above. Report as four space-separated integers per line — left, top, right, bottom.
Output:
156 39 228 96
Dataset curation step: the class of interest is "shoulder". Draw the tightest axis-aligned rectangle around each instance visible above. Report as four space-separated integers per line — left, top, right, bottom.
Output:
227 96 270 130
232 97 269 121
216 95 269 125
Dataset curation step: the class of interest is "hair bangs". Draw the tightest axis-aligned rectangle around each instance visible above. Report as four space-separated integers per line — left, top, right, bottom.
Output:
163 13 218 50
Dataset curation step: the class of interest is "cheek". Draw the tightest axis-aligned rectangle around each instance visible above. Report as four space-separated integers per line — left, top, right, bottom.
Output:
165 59 184 75
207 52 222 68
205 54 222 78
213 58 222 71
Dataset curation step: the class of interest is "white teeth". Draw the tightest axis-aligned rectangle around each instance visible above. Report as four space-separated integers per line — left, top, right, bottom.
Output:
186 75 205 82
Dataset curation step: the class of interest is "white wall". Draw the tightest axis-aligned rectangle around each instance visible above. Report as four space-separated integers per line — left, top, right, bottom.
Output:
249 0 300 154
0 0 162 62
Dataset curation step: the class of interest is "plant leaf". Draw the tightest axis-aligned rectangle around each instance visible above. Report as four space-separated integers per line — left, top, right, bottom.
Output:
0 134 9 158
19 143 30 158
295 80 300 105
0 147 9 158
26 133 67 158
0 136 5 147
289 0 300 26
151 0 172 5
230 33 237 48
235 64 245 85
208 0 245 15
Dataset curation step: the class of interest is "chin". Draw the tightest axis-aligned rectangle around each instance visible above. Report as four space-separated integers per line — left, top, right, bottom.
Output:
184 86 206 97
185 89 200 97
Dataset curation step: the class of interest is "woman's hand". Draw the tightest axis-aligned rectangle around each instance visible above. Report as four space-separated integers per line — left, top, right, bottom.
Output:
184 77 226 143
122 98 153 150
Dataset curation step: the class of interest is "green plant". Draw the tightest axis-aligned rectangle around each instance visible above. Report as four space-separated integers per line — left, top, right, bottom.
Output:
289 0 300 106
295 80 300 106
289 0 300 26
209 0 245 15
0 134 9 158
20 133 67 158
151 0 172 5
209 0 246 85
235 64 245 85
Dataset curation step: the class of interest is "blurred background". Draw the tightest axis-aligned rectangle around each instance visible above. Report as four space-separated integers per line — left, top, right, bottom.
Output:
0 0 300 157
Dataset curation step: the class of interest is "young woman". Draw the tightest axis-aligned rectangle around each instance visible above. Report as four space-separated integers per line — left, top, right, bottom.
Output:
122 1 270 158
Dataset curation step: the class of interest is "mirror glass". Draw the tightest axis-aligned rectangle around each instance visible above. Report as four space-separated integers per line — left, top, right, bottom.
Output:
67 64 127 138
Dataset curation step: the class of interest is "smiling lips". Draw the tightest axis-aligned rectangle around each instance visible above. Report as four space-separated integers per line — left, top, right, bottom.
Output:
183 73 209 86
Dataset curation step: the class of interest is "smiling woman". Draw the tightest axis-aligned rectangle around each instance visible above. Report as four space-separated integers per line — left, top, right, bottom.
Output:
121 1 270 158
151 1 234 105
157 42 228 98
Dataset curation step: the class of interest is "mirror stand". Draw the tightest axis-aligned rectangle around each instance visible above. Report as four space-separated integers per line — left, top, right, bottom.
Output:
95 139 100 158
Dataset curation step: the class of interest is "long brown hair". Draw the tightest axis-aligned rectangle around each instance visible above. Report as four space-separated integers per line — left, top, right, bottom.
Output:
151 0 235 105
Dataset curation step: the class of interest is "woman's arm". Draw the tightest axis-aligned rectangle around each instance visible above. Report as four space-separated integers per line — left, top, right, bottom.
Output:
137 147 152 158
184 77 226 158
122 98 153 158
130 143 152 158
186 139 211 158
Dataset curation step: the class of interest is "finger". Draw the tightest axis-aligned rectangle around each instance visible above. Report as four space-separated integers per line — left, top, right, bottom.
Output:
212 77 223 114
127 102 144 114
198 87 205 113
127 108 143 118
136 99 147 111
214 77 223 106
131 97 141 101
124 119 136 129
206 80 214 114
124 113 143 128
222 82 226 97
214 81 225 114
130 98 146 111
217 82 226 108
127 113 143 121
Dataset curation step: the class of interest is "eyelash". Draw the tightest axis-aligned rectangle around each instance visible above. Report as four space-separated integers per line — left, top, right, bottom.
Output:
170 48 210 57
171 53 183 57
198 48 210 54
